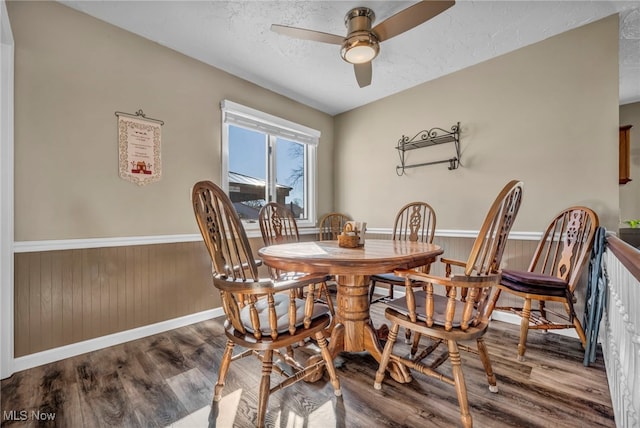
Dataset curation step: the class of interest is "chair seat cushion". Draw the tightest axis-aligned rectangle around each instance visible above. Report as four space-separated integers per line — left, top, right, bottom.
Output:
239 293 330 335
500 269 568 297
371 273 406 285
276 272 332 283
371 272 425 286
386 290 474 328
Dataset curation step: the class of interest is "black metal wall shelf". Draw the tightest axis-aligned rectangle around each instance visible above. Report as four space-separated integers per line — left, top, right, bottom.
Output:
396 122 460 176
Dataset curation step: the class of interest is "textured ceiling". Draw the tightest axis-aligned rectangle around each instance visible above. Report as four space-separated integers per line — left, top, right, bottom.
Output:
59 0 640 115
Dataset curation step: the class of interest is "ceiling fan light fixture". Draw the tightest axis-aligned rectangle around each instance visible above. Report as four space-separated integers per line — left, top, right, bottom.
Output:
272 2 455 86
341 33 379 64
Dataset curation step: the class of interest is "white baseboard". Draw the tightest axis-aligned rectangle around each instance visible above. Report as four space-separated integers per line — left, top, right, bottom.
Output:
12 308 224 374
489 311 580 339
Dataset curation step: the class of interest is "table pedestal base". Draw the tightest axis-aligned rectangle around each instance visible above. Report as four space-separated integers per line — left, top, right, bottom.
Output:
306 274 411 384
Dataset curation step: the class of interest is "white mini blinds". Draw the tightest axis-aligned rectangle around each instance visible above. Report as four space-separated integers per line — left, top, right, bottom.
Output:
221 100 320 146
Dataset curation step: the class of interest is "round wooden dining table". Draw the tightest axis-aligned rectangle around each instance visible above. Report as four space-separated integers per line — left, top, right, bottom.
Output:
258 239 443 383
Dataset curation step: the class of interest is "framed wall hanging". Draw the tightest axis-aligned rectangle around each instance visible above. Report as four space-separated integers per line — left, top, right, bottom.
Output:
115 109 164 186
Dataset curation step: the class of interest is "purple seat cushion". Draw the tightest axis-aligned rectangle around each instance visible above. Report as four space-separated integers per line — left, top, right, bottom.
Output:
500 269 568 297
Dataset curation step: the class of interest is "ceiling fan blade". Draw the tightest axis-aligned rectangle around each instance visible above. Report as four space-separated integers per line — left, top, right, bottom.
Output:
372 0 455 42
271 24 344 45
354 62 372 88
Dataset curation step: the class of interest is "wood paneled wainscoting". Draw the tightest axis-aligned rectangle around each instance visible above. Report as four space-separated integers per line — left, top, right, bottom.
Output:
13 241 215 359
11 236 274 364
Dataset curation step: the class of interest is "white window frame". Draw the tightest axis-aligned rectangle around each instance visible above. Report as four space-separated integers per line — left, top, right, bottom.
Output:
221 100 319 229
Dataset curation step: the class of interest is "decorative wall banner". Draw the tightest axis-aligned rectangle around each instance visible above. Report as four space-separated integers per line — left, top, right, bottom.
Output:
116 109 163 186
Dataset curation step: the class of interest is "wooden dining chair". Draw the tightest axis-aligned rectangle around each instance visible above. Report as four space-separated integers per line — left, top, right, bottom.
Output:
259 202 335 323
369 201 437 303
374 180 524 428
317 212 351 299
368 201 436 352
489 206 599 361
318 212 351 241
192 181 341 427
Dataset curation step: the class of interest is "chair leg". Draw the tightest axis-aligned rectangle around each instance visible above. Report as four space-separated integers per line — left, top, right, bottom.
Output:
405 328 412 345
565 301 587 348
410 331 421 356
518 298 532 361
486 287 502 317
214 340 235 402
257 350 274 428
448 340 472 428
319 282 336 335
374 323 400 390
368 279 376 303
538 300 550 334
476 337 498 393
539 300 547 321
320 282 335 315
315 332 342 396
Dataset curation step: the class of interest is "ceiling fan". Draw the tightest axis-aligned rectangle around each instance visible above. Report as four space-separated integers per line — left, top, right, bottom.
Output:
271 1 455 88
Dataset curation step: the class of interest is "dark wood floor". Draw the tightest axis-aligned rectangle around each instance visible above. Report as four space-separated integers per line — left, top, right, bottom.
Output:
1 299 614 427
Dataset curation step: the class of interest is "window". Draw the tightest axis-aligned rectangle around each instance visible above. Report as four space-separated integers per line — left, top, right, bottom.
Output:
221 100 319 228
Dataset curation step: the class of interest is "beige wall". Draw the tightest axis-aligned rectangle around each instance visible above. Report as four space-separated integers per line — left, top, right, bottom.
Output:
8 1 334 241
619 101 640 226
334 15 619 233
9 2 620 238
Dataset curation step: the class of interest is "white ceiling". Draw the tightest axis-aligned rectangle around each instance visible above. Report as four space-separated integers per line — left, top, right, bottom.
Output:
59 0 640 116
